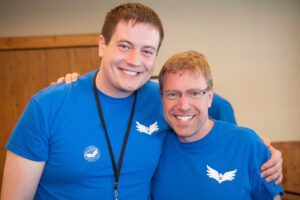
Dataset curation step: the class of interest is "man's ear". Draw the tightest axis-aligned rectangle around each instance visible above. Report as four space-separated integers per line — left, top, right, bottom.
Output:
208 88 214 108
98 35 106 57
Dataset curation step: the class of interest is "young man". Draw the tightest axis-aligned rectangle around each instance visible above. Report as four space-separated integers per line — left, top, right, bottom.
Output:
1 3 282 200
2 3 167 199
151 50 283 199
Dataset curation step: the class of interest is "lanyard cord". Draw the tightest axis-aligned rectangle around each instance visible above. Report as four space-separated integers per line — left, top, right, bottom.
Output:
93 71 137 199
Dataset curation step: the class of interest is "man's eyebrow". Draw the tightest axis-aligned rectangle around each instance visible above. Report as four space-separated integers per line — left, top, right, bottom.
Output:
187 88 203 91
143 45 157 50
117 40 132 45
164 89 179 92
117 40 157 51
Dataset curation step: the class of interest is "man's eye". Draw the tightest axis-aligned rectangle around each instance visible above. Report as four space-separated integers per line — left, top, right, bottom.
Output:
167 92 179 98
119 44 129 50
142 49 154 56
189 91 201 97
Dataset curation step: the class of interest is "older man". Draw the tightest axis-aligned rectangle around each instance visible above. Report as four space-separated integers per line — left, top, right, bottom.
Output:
151 50 283 199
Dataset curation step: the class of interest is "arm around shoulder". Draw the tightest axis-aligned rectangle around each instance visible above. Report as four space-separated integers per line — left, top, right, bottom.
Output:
1 150 45 200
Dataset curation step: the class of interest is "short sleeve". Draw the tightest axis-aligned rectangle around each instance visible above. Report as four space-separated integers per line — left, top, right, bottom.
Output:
6 98 49 161
250 135 284 199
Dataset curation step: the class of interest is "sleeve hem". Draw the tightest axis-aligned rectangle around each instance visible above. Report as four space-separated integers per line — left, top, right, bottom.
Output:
6 143 48 162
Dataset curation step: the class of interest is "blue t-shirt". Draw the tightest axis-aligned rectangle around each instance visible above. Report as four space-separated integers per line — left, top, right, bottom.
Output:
151 120 283 200
6 70 168 199
209 93 237 124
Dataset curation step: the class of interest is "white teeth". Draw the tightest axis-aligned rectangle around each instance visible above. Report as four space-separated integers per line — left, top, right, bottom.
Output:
123 70 138 76
176 115 193 121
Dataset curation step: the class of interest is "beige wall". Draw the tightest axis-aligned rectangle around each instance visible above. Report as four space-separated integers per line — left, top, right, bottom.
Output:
1 0 299 141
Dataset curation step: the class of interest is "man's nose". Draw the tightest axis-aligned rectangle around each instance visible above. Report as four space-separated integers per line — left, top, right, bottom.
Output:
177 95 191 111
126 50 141 67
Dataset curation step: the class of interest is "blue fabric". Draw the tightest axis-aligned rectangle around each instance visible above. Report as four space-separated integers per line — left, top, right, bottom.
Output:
151 120 283 200
6 70 168 200
209 93 237 124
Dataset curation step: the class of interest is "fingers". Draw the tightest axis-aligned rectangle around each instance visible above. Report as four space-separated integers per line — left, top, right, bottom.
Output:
275 173 283 185
261 158 281 177
260 145 283 184
56 77 65 84
261 145 281 171
50 72 80 85
51 72 80 85
71 72 80 82
261 159 282 182
65 73 80 84
65 74 72 84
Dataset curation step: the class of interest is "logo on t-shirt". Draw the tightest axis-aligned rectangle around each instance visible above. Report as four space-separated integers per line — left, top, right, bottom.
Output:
84 145 100 162
136 121 159 135
206 165 237 184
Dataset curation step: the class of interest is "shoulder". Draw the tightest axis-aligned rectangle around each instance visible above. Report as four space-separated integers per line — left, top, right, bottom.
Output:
215 121 269 163
215 121 261 144
31 70 96 111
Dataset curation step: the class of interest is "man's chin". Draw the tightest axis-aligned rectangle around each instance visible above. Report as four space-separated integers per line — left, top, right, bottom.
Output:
172 127 198 138
172 128 192 137
118 85 140 94
123 81 146 91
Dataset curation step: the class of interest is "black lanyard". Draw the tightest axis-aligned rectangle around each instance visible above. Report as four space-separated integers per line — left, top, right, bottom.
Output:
93 71 137 200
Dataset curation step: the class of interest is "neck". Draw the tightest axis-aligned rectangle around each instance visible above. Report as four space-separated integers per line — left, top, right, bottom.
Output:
96 69 134 98
178 119 214 142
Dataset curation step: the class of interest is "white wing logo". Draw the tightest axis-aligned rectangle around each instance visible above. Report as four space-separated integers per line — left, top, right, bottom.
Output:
85 148 98 158
136 121 159 135
206 165 237 184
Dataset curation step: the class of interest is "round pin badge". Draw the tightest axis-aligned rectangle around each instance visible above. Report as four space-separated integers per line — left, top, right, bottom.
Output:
84 145 100 162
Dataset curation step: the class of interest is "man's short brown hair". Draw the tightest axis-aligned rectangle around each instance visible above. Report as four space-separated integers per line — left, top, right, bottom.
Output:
101 3 164 50
159 50 213 90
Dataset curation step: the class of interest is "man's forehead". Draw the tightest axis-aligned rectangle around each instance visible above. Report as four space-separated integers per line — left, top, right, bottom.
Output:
112 20 160 45
166 69 203 77
117 19 159 29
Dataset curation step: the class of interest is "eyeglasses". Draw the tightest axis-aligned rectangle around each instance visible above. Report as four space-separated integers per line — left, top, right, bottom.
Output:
161 87 211 100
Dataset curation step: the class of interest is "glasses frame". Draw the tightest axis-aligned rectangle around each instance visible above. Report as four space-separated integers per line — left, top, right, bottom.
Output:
161 87 211 100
